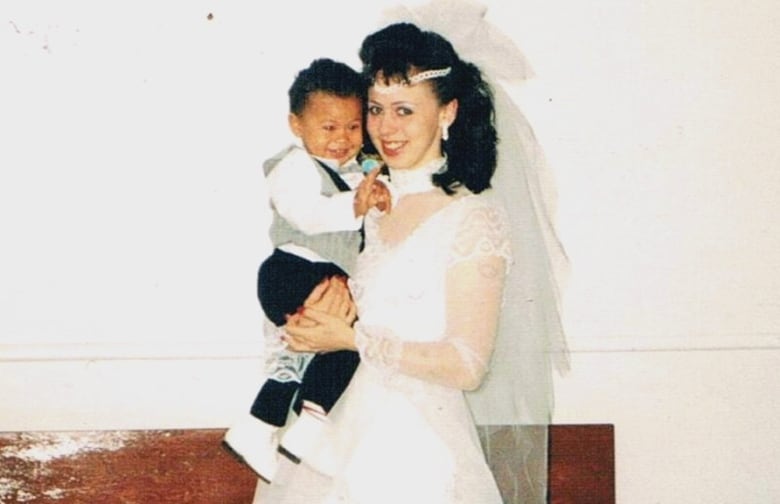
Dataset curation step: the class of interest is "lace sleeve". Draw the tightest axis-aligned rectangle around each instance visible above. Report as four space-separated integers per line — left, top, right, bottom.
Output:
355 199 511 390
439 201 511 388
448 199 511 269
354 322 403 379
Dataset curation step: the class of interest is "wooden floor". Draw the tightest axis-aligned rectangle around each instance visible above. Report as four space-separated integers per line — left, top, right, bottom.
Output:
0 425 613 503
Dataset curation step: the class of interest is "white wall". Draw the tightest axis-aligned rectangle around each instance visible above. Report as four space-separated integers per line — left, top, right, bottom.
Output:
505 1 780 501
2 1 779 502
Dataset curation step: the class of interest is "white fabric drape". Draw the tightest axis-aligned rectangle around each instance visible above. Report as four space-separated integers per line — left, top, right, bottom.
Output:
256 193 511 503
378 1 570 502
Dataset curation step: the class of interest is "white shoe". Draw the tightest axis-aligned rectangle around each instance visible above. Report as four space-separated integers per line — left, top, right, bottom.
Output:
278 409 326 464
223 415 280 482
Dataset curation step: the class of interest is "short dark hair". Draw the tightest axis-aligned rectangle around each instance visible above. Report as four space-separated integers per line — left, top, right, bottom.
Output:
288 58 366 115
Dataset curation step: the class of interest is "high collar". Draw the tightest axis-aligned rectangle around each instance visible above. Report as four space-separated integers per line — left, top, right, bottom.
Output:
388 157 446 197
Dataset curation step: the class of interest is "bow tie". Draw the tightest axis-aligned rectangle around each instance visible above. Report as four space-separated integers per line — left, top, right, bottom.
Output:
338 161 363 174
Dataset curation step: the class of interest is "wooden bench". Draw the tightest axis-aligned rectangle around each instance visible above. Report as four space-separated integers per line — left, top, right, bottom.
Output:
0 425 613 503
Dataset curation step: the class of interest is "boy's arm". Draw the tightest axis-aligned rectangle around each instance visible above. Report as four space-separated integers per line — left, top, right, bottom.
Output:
267 148 362 235
353 168 393 216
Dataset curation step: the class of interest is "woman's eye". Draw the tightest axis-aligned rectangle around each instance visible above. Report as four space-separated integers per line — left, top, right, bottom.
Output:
368 105 382 115
397 107 413 116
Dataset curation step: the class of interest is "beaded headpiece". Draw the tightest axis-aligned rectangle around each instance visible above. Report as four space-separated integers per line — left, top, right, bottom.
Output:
371 67 451 94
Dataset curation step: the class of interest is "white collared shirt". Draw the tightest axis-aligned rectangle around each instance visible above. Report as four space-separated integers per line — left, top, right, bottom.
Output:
265 146 363 262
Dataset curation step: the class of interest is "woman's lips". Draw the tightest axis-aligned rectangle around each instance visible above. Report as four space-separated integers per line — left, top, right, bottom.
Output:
380 141 405 157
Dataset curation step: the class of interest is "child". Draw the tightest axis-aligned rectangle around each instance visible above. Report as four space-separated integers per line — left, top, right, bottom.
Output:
223 58 390 483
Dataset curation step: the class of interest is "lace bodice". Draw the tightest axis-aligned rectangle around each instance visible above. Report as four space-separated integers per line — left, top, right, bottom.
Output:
350 191 511 390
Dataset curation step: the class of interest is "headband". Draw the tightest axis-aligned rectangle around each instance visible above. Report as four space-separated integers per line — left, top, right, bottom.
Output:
371 67 452 94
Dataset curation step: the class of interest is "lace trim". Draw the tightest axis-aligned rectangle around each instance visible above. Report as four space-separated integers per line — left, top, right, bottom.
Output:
266 351 314 383
448 201 512 271
354 322 402 379
263 320 313 383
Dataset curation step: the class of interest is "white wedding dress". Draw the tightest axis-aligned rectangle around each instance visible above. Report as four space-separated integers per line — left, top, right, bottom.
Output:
255 169 511 503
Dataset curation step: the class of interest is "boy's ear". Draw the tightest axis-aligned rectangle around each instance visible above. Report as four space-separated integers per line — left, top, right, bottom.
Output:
288 112 303 138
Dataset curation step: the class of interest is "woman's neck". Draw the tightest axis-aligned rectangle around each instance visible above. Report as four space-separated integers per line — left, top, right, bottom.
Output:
388 157 446 197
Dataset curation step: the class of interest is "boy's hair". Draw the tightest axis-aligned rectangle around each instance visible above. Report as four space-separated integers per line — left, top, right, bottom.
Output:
288 58 366 115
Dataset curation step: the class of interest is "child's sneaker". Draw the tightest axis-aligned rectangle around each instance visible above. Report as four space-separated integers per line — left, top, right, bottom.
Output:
223 415 280 482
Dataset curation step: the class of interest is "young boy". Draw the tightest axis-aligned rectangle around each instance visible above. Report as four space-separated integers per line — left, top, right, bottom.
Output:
223 58 390 483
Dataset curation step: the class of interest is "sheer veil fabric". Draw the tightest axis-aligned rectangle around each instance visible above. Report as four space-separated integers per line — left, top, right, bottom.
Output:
380 1 569 501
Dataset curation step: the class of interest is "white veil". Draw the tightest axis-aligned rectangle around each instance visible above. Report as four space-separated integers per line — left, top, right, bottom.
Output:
377 1 570 501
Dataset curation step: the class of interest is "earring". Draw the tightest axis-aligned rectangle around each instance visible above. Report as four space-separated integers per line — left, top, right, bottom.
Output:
441 123 449 142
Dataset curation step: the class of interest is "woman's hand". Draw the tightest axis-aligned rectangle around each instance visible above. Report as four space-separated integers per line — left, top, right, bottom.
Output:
283 275 358 352
284 308 356 353
299 276 357 326
354 167 392 216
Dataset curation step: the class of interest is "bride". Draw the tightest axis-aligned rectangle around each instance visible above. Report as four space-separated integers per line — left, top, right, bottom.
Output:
255 9 567 503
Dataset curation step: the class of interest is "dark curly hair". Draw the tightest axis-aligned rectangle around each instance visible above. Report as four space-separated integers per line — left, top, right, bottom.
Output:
359 23 497 194
288 58 366 115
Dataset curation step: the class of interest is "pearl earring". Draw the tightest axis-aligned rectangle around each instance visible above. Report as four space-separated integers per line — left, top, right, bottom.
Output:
441 123 449 142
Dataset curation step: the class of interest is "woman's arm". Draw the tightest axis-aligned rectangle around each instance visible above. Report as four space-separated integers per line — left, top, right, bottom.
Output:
284 201 510 391
355 252 507 390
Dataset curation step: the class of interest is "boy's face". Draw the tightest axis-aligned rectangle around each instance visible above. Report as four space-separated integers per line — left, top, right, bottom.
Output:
289 92 363 167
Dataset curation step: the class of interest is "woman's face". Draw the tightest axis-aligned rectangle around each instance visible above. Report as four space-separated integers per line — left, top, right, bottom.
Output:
366 78 456 170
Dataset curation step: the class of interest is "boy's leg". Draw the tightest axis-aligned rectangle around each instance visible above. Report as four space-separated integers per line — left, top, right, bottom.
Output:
258 249 346 326
223 250 312 483
224 372 303 482
251 252 349 464
224 360 309 478
280 351 360 463
250 379 299 427
295 350 361 414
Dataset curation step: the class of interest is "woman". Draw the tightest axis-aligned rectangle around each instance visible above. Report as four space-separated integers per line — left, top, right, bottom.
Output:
256 14 566 504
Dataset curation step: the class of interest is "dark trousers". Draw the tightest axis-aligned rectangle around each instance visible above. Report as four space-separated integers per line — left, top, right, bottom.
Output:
250 249 360 427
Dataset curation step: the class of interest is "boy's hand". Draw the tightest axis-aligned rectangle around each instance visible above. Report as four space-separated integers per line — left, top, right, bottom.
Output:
354 167 392 216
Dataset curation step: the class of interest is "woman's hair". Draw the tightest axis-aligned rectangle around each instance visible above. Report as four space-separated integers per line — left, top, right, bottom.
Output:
288 58 366 116
359 23 497 194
